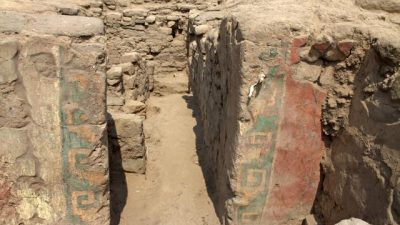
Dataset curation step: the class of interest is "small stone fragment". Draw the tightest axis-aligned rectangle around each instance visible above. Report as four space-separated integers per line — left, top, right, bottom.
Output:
319 67 335 87
106 66 122 79
107 79 120 86
167 21 176 28
16 156 36 177
160 27 172 35
0 40 18 60
336 86 354 98
167 15 180 21
123 158 146 174
145 15 156 24
300 47 321 63
335 218 371 225
0 60 18 84
116 0 128 7
327 98 338 108
323 47 346 61
123 100 146 114
121 52 141 63
302 214 318 225
292 36 309 47
123 8 149 17
105 12 122 23
58 6 79 15
107 96 125 106
312 34 333 54
338 40 356 56
194 25 211 35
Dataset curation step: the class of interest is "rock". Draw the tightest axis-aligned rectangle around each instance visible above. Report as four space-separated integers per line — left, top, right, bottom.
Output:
122 158 146 174
0 92 30 128
319 67 335 87
177 4 196 12
58 5 79 15
335 86 354 98
90 7 103 14
355 0 400 13
302 214 318 225
105 12 122 23
16 156 36 177
106 66 122 79
323 47 346 61
167 21 176 28
107 96 124 106
0 40 18 60
327 98 338 108
294 61 322 82
338 40 356 56
121 52 141 63
108 113 146 174
90 1 103 8
103 0 116 5
108 113 143 139
116 0 128 7
335 218 371 225
292 36 309 47
0 11 104 36
313 34 333 54
145 15 156 24
122 16 132 22
194 24 210 35
0 60 18 84
118 63 134 73
300 47 321 63
107 79 120 86
123 100 146 114
159 27 172 35
167 15 179 21
107 4 116 10
123 8 149 17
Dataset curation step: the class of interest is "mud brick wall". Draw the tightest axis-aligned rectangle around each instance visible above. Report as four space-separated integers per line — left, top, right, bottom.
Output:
189 1 400 224
0 10 109 225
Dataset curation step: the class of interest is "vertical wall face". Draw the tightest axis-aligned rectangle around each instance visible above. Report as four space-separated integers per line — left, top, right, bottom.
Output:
0 11 108 225
188 2 400 224
189 17 242 221
189 15 326 224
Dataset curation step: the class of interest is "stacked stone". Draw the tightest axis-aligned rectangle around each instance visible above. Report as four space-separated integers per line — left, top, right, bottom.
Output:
101 0 219 174
0 6 109 225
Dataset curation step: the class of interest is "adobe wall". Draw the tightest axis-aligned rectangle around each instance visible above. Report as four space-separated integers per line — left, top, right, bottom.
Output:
188 1 400 224
0 6 109 225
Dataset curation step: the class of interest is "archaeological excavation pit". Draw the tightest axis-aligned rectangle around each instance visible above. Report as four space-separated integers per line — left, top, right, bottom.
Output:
0 0 400 225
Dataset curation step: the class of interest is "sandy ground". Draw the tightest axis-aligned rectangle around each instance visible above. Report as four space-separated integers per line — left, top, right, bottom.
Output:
117 94 219 225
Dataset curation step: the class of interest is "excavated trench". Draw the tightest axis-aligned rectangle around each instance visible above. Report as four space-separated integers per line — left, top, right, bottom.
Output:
107 7 400 225
0 1 399 225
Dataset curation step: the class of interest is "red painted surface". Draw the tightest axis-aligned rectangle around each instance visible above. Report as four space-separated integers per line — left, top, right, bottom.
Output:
261 75 326 224
312 42 331 54
289 47 301 65
338 40 355 56
0 183 11 209
292 36 308 48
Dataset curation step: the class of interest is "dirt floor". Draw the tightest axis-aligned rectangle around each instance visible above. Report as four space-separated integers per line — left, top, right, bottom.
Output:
117 93 219 225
